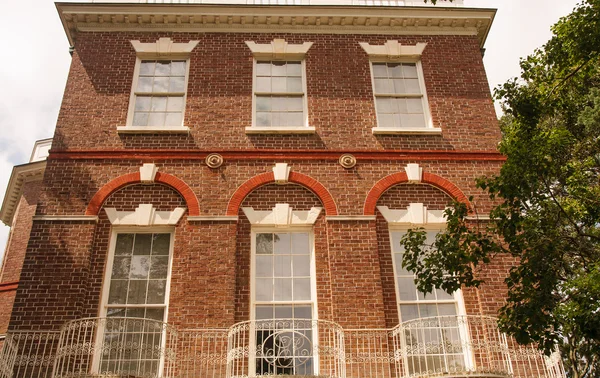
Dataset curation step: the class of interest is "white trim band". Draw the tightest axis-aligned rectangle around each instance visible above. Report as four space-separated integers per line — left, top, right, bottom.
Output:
105 204 185 226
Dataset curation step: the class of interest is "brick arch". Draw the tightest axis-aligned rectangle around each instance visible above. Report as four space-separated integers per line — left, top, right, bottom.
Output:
226 171 338 216
85 171 200 216
363 172 470 216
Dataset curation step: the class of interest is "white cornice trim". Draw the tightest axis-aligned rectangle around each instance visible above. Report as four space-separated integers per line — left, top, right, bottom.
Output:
187 215 239 222
243 204 322 227
131 37 199 59
377 204 446 225
246 39 313 60
326 215 376 221
32 215 99 222
56 4 495 48
0 161 47 226
105 204 185 226
359 40 427 60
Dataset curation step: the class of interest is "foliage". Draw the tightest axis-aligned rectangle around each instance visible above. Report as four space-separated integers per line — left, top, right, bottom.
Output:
400 1 600 377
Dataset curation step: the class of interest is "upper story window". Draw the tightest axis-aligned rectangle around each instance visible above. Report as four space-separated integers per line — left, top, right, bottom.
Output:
255 61 306 129
118 37 198 134
132 60 187 128
360 40 441 135
246 39 314 134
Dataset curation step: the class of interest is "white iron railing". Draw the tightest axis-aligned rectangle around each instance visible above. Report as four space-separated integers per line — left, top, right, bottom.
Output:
0 315 565 378
88 0 465 7
0 331 61 378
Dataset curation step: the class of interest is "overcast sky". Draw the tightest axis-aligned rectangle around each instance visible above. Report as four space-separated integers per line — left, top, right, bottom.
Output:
0 0 581 264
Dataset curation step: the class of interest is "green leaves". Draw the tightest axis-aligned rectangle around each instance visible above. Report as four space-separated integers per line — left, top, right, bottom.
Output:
400 1 600 376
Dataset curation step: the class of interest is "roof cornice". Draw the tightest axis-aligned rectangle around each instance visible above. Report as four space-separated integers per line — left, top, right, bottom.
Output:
0 161 46 226
56 3 496 48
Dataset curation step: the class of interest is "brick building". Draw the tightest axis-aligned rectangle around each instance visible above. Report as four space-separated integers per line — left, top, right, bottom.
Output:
0 1 565 378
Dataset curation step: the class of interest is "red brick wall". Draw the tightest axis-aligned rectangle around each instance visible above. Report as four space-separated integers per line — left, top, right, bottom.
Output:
0 181 42 336
7 29 508 334
52 32 498 152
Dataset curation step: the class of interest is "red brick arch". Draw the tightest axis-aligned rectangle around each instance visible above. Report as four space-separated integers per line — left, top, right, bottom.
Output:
85 171 200 216
363 172 471 216
226 171 338 216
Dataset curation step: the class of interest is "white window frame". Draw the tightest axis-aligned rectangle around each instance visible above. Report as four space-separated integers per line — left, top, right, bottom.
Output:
249 227 320 376
249 59 312 134
387 224 474 374
245 39 315 134
95 226 176 376
118 38 198 134
360 40 441 135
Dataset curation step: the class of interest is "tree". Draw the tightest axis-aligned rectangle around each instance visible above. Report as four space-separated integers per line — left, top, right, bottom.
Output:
400 1 600 377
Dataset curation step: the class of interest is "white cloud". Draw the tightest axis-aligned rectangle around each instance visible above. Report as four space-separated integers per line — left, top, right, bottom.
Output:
0 0 583 264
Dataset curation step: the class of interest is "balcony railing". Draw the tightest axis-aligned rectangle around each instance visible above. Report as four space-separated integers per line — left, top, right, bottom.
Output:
0 315 564 378
88 0 465 7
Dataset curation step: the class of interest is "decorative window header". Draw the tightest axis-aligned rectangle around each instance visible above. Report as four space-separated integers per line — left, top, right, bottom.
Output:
105 204 185 226
378 203 445 226
359 40 427 61
243 204 322 227
246 39 313 60
131 37 199 59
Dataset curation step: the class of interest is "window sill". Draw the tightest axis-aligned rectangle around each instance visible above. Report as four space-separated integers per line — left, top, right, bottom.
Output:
372 127 442 135
245 126 316 135
117 126 190 134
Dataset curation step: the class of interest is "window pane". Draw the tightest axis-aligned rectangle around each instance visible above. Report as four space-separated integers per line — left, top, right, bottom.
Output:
165 112 183 126
133 112 149 126
135 96 151 111
404 78 421 93
291 233 309 254
397 277 417 301
287 97 303 111
274 306 293 319
256 234 273 254
274 256 292 277
256 256 273 277
153 77 169 93
376 98 394 113
255 306 273 320
437 303 457 316
112 256 131 279
374 78 391 93
256 96 271 111
256 278 273 301
148 112 166 127
406 98 424 113
139 62 155 76
151 97 167 112
393 79 406 94
115 234 134 255
286 113 304 127
274 279 292 301
436 288 454 301
271 77 287 92
127 280 148 304
389 64 403 78
271 62 287 76
169 77 186 92
152 234 170 255
155 61 170 76
147 280 166 304
293 278 311 300
149 256 169 279
294 306 312 319
171 61 186 76
167 96 185 113
146 308 165 322
130 256 150 279
287 77 302 92
372 63 388 78
401 114 426 128
402 64 418 78
419 304 439 318
256 77 271 92
134 234 152 255
256 62 271 76
137 77 153 92
108 280 127 304
287 62 302 76
293 255 310 277
400 304 419 322
274 233 291 254
378 114 394 128
394 254 410 275
256 112 271 127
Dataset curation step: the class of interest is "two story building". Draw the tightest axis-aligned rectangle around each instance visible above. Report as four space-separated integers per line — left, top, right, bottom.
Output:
0 1 565 378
